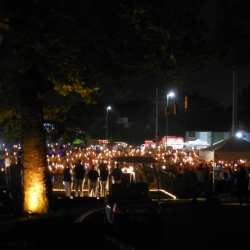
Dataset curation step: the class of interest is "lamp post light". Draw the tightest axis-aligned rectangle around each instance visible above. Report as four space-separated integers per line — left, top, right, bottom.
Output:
166 92 174 138
106 106 111 140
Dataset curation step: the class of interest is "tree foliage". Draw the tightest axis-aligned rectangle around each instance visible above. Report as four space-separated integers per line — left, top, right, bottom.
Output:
0 0 208 140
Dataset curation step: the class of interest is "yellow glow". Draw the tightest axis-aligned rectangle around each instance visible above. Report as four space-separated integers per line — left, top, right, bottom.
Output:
23 169 48 214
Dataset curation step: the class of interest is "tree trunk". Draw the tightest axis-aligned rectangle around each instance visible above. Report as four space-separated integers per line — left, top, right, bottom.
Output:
19 79 49 214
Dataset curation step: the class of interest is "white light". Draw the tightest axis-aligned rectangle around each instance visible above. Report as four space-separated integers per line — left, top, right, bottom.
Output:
167 92 175 97
236 132 242 138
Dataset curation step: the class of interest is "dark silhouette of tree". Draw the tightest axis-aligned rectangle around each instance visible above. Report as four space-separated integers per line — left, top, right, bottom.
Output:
0 0 209 213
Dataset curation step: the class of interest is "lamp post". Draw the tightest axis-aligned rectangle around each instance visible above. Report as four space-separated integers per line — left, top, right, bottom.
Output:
166 92 174 138
231 68 237 137
106 106 111 140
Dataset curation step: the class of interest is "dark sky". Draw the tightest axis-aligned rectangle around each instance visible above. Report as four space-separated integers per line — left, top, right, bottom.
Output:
113 61 250 108
186 0 250 107
102 0 250 108
122 0 250 108
184 62 250 107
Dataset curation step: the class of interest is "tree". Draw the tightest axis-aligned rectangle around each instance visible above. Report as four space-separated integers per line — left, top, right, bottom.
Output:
0 0 100 213
0 0 207 213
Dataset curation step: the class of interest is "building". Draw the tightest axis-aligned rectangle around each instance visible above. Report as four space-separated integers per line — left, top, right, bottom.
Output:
185 131 230 146
185 131 250 145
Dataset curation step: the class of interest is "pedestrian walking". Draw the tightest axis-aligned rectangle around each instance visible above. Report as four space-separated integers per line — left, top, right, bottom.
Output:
73 159 86 197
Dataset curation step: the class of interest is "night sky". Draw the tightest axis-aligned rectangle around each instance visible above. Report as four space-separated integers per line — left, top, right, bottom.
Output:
102 62 250 108
184 62 250 107
101 0 250 108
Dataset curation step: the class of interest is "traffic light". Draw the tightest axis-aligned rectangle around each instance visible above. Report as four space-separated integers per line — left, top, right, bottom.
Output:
184 95 188 110
174 103 178 115
164 106 169 116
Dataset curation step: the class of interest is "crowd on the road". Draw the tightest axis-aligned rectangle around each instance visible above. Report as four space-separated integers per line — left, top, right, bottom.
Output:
3 143 250 204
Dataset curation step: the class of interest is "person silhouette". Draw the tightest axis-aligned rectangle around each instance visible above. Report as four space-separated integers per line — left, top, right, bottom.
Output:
234 165 249 206
111 163 123 184
100 163 109 197
87 165 99 197
63 162 73 197
73 159 86 197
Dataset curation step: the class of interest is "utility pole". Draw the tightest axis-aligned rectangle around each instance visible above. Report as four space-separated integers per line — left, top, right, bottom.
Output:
231 68 237 137
155 88 158 149
166 92 174 137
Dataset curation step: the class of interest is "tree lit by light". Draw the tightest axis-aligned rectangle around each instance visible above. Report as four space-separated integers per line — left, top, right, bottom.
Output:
23 169 48 214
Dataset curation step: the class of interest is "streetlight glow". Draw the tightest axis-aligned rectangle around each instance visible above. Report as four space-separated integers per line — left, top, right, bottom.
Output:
168 92 175 98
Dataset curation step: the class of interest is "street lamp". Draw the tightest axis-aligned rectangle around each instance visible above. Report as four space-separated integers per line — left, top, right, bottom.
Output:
106 106 111 140
166 92 174 138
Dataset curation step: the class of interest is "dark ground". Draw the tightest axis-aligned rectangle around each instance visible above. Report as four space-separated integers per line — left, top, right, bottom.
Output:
0 196 249 249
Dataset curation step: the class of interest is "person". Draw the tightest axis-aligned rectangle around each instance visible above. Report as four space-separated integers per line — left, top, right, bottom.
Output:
63 162 73 197
87 165 99 197
234 165 249 206
223 167 235 193
16 169 24 190
97 160 104 174
73 159 86 197
193 163 206 201
111 163 123 184
100 163 109 197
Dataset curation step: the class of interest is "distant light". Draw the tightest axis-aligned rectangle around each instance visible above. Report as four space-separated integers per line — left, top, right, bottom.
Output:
167 92 175 97
236 132 242 138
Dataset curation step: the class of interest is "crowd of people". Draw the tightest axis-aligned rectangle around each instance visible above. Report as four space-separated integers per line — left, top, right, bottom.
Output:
62 159 122 198
3 143 250 204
